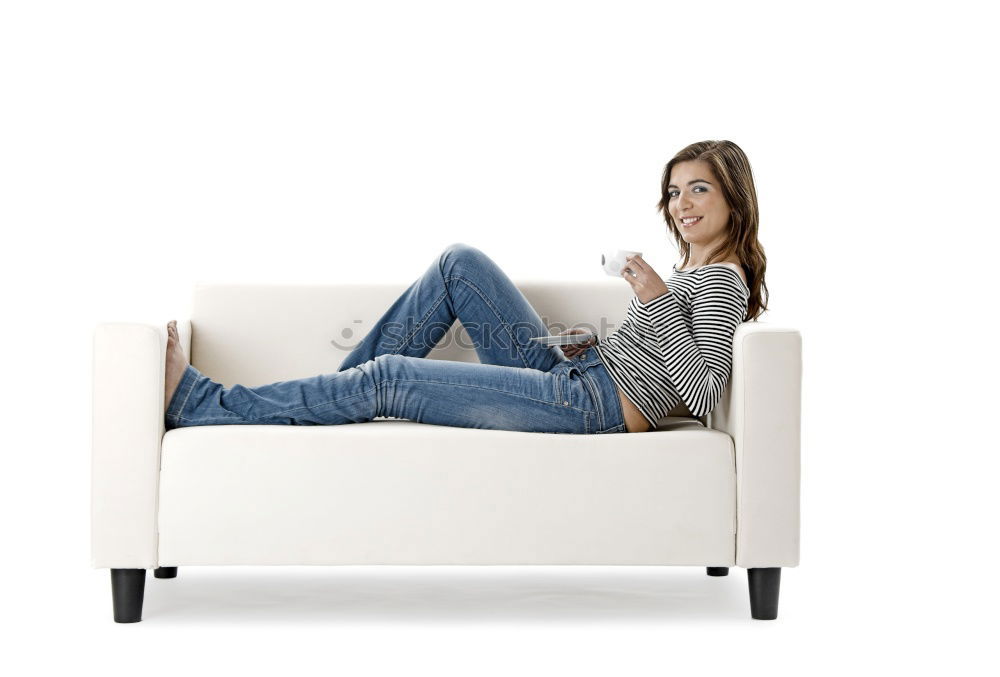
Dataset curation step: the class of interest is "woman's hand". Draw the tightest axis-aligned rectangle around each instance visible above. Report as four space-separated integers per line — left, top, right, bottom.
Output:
557 328 596 358
621 254 669 304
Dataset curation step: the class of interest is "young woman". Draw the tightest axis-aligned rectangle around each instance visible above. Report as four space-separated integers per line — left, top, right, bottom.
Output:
163 140 768 434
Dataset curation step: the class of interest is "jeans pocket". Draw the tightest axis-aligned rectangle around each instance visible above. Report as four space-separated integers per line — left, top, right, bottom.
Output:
550 362 576 405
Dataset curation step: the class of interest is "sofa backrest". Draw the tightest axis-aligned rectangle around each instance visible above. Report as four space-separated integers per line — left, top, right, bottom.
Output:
189 281 699 419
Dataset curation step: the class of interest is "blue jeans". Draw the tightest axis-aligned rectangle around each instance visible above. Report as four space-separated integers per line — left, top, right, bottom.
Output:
164 243 627 434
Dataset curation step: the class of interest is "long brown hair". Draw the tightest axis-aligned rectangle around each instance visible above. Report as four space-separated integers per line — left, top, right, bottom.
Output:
656 140 769 321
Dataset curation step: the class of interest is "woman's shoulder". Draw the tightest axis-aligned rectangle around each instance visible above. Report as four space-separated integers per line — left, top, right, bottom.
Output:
715 262 748 288
676 259 748 289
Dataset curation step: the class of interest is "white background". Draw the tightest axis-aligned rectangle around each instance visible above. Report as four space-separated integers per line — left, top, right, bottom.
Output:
2 0 997 674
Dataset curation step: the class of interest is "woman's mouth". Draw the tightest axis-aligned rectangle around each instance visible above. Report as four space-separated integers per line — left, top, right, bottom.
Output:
681 216 703 228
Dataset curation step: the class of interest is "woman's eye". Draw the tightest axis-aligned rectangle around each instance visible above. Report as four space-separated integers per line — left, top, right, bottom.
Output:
667 186 705 198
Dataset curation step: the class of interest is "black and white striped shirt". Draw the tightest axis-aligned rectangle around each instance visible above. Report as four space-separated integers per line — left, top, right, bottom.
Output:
594 262 750 429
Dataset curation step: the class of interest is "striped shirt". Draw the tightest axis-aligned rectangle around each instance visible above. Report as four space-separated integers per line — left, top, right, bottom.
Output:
594 262 750 429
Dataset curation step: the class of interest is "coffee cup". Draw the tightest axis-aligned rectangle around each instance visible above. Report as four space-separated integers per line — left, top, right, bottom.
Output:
602 250 643 277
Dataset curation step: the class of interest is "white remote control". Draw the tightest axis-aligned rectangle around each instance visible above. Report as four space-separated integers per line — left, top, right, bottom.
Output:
530 332 595 347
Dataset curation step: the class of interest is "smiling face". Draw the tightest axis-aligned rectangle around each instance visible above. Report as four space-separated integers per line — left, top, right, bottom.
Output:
666 159 732 254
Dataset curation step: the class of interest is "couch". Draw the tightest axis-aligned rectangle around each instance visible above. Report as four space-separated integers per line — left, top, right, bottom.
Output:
91 280 802 622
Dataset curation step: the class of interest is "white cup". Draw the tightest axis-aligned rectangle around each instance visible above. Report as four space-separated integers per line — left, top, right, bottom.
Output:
602 250 642 277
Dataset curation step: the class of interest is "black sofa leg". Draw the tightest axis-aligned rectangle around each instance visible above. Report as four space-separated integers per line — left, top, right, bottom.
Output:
154 567 177 579
747 567 781 620
110 569 146 623
706 567 729 576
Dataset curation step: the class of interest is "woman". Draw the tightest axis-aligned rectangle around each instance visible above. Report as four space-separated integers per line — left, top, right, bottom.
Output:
163 140 768 434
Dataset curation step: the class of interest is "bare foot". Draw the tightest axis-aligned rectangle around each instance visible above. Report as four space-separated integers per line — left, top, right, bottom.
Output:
164 320 188 415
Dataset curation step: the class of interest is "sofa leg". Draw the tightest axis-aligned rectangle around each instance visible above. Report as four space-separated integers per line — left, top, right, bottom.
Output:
154 567 177 579
747 567 781 620
110 569 146 623
706 567 729 576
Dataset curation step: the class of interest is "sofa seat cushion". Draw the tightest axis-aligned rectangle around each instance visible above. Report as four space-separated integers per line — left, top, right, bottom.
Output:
158 420 737 566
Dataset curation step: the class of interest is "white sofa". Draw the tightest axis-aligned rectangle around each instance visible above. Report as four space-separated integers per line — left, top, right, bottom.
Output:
92 281 802 622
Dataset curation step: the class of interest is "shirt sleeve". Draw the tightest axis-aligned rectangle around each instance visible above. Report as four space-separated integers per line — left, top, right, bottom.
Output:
632 269 749 417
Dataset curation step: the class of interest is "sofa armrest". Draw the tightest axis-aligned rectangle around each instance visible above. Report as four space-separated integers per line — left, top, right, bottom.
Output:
707 322 802 568
91 319 191 569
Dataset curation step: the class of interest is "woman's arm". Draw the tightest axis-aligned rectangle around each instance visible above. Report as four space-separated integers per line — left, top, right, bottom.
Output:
632 269 749 416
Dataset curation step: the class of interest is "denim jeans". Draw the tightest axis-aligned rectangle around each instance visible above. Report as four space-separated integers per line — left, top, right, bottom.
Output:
164 243 627 434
